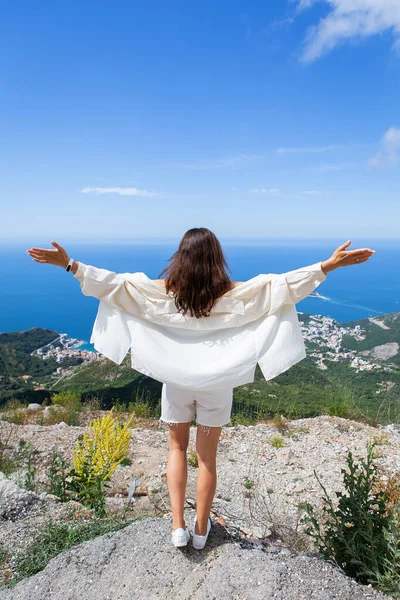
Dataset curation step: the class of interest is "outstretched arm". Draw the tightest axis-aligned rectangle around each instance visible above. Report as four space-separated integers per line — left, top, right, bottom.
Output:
281 240 376 305
321 240 375 273
26 241 125 301
26 241 148 320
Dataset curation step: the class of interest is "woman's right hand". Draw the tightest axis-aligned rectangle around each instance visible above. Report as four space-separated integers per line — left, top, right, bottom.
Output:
26 240 70 268
327 240 376 271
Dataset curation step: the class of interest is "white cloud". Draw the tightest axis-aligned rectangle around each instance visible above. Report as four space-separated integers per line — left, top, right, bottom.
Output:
295 0 315 7
293 0 400 62
300 190 322 195
168 154 264 170
81 186 157 197
313 161 354 172
269 17 295 28
276 145 335 154
368 127 400 167
249 188 280 193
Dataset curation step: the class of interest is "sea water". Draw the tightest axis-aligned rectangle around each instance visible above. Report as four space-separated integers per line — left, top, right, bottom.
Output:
0 239 398 350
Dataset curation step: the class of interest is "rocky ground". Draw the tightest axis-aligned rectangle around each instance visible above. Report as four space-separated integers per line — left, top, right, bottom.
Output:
0 512 393 600
0 408 399 598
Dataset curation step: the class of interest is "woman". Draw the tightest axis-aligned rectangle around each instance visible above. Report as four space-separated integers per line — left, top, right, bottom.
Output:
26 229 376 550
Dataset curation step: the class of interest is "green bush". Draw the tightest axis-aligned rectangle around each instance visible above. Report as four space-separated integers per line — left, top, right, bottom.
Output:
51 390 81 412
187 448 198 467
267 434 285 448
47 449 71 502
49 390 82 426
326 400 354 419
1 439 39 491
229 412 254 426
1 411 29 425
1 399 27 412
300 440 398 591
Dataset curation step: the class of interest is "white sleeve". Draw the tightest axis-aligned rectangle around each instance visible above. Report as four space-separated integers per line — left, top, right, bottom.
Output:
282 261 327 304
73 262 143 316
266 261 327 314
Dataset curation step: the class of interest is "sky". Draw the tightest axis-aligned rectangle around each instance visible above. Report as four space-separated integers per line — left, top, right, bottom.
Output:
1 0 400 244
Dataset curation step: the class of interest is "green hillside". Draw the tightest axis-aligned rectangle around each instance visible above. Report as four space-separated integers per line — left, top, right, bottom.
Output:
54 354 162 409
1 315 399 424
0 328 83 402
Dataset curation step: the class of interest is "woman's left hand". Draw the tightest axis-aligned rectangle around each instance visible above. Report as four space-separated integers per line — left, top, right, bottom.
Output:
26 241 70 268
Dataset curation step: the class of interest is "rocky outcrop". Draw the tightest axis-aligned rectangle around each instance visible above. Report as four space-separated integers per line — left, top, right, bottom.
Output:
0 511 391 600
0 472 40 521
1 414 399 598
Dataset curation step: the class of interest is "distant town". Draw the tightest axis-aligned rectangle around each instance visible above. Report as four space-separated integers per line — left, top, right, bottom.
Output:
300 313 398 379
30 316 399 376
32 333 98 363
28 333 100 388
23 315 398 393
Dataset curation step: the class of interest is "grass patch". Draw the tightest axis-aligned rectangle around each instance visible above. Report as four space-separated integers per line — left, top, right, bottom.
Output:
187 448 198 467
266 434 285 448
228 413 255 426
271 414 290 434
7 514 150 587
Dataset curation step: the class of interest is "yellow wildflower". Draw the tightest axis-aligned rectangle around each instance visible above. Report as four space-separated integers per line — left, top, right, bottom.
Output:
72 407 134 483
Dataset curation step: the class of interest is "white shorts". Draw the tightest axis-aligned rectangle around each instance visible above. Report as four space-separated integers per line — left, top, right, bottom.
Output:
159 383 233 432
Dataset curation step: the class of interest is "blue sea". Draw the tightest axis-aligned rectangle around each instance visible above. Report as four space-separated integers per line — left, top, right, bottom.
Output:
1 239 399 351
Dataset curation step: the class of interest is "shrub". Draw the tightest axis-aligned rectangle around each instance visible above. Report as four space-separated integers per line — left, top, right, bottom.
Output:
229 413 254 426
2 439 40 491
67 407 135 517
372 504 400 595
374 471 400 509
326 400 354 419
110 398 127 420
51 390 81 411
45 405 80 426
300 440 395 589
130 403 150 419
1 410 29 426
267 434 285 448
21 441 39 492
128 388 155 420
272 414 290 435
371 432 390 446
1 399 26 413
0 424 16 474
84 396 102 412
187 448 198 467
47 449 71 502
50 391 82 426
244 478 254 490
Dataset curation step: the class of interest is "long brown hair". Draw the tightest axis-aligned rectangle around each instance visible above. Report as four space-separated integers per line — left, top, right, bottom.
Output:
158 228 233 318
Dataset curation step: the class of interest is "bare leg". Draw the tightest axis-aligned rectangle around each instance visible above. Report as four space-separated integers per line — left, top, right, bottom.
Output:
165 422 191 530
195 425 222 535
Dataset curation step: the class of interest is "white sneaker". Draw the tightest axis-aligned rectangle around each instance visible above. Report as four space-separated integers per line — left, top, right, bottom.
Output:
171 526 190 548
192 514 212 550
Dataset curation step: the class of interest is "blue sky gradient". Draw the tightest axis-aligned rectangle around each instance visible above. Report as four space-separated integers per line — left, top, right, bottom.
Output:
1 0 400 243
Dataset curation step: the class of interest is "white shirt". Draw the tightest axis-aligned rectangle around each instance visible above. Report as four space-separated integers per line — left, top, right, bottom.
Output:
73 260 327 390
